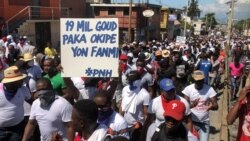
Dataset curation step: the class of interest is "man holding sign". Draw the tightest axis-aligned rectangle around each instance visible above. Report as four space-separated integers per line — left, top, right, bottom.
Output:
60 18 119 78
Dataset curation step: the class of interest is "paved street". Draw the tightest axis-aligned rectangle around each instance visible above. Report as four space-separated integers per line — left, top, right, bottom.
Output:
209 88 224 141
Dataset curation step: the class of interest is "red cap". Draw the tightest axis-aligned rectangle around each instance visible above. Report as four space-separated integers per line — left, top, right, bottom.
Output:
119 54 128 60
163 100 185 121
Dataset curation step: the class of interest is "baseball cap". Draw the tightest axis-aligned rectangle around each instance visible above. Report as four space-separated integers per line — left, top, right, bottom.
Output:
127 52 133 58
192 70 205 81
163 100 186 121
119 54 128 60
159 78 175 91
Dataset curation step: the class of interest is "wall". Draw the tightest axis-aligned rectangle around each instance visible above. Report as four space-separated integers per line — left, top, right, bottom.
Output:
0 0 4 17
94 6 138 28
50 21 60 50
62 0 86 18
17 22 36 45
1 0 27 20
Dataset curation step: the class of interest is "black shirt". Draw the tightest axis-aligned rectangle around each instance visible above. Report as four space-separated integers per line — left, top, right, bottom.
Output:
151 123 188 141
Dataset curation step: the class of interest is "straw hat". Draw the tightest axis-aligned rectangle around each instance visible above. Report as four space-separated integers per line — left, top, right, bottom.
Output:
23 53 33 62
192 70 205 81
162 50 170 58
144 52 151 61
2 66 27 84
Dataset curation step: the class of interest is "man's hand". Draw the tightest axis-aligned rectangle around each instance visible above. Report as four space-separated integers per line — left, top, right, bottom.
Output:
205 101 213 111
191 98 200 108
238 85 250 102
51 132 63 141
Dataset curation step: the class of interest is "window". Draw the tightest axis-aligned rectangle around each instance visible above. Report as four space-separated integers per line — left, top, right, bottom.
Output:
123 8 129 16
94 8 100 16
108 8 116 15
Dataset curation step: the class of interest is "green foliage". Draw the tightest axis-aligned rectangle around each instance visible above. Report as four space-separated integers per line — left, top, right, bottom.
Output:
180 20 193 30
234 19 250 32
187 0 201 20
201 13 218 29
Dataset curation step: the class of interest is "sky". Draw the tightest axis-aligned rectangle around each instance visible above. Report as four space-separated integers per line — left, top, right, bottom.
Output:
112 0 250 23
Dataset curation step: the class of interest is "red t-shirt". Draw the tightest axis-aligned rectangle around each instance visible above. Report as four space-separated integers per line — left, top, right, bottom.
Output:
237 102 250 141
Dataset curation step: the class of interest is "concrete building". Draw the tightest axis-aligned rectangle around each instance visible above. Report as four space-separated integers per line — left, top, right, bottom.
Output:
90 3 161 42
193 20 204 35
0 0 86 52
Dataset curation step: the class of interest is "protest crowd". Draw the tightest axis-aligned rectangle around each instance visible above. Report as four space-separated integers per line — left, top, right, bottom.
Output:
0 32 250 141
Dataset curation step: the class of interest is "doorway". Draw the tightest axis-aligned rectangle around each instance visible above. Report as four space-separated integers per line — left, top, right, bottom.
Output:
35 22 51 53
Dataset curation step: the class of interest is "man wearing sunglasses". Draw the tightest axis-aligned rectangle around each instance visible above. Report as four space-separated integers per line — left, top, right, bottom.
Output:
22 78 74 141
93 90 129 139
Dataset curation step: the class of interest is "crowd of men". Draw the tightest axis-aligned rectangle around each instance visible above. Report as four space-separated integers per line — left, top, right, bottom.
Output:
0 33 250 141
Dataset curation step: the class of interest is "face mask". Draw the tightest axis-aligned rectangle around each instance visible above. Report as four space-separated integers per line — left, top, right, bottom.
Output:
136 66 144 74
129 80 141 91
3 88 17 100
98 108 113 126
37 90 56 108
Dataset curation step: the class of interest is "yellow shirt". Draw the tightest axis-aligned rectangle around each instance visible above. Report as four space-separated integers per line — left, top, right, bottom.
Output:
44 47 57 58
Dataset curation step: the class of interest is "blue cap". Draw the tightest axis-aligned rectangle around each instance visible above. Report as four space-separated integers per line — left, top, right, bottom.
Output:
159 78 175 91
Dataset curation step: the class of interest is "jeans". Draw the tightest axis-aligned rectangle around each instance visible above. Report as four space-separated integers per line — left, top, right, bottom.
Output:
0 119 26 141
193 121 210 141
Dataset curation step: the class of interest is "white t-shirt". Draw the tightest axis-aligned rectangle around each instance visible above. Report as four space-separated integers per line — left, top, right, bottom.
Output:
71 77 88 100
87 124 108 141
108 111 129 139
29 96 73 141
23 78 36 116
182 84 217 122
148 95 191 126
0 85 31 127
122 87 151 127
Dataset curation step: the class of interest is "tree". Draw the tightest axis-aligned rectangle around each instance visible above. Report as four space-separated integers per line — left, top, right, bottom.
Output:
187 0 201 20
201 13 218 30
234 18 250 33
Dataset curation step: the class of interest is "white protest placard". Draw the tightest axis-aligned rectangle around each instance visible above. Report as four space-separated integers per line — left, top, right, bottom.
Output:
60 18 119 77
176 36 186 44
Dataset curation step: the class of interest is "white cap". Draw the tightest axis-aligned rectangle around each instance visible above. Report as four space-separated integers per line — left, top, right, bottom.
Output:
7 35 12 40
127 52 133 58
209 47 215 53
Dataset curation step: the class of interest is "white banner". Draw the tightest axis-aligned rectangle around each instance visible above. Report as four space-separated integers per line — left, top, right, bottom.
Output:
176 36 186 44
60 18 119 77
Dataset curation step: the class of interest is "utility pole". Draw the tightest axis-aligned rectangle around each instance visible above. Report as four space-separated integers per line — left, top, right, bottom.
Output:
226 0 235 45
225 0 235 101
128 0 132 43
184 0 190 37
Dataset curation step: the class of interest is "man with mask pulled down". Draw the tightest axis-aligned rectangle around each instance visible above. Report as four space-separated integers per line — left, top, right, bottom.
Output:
22 78 74 141
0 66 31 141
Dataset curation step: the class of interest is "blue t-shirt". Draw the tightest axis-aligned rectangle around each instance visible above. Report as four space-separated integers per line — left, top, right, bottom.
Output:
197 60 212 84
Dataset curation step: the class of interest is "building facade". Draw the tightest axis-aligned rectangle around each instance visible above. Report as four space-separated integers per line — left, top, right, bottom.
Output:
0 0 86 52
91 3 161 42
